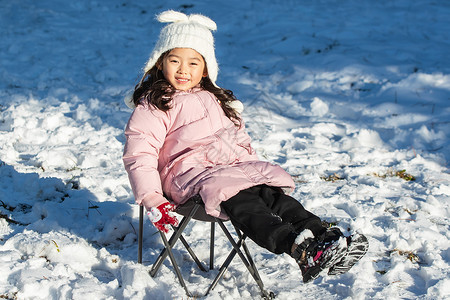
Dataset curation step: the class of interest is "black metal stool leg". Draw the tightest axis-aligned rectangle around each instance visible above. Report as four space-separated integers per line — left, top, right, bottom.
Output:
138 205 143 264
150 215 190 276
205 232 243 295
234 226 275 299
210 222 215 270
150 203 202 277
177 231 207 272
216 221 273 299
234 225 264 283
160 231 194 297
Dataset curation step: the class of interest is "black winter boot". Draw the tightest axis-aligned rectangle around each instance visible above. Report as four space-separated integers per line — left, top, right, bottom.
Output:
291 228 348 283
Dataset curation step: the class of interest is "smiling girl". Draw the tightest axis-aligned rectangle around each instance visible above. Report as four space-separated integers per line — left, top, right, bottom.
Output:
123 10 368 284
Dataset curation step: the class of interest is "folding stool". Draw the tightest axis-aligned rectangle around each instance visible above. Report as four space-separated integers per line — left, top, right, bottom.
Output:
138 195 275 299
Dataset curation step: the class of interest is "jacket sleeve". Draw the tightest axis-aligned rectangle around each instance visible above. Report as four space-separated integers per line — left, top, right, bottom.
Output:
123 105 169 210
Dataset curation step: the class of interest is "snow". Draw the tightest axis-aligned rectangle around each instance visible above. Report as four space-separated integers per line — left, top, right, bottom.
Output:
0 0 449 299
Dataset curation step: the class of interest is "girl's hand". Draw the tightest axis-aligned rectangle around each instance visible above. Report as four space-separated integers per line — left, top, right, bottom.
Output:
147 202 179 233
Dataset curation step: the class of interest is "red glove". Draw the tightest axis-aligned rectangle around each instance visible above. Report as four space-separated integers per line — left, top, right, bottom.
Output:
147 202 179 233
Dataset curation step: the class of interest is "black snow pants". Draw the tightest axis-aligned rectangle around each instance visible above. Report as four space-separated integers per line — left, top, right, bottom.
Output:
220 185 325 255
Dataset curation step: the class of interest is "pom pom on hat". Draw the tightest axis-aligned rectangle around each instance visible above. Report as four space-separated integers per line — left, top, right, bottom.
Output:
229 100 244 114
143 10 219 86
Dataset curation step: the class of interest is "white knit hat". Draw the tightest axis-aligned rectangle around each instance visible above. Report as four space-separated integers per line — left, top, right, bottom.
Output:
143 10 219 86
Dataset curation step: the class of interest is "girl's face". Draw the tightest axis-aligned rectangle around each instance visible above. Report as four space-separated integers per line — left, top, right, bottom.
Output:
160 48 207 91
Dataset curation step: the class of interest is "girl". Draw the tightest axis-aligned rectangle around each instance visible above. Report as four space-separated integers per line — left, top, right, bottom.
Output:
123 10 367 283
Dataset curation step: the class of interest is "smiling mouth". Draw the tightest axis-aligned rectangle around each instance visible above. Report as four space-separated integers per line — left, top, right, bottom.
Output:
176 78 189 83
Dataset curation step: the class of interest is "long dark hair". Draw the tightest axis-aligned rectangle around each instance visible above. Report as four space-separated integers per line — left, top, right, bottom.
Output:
132 51 241 126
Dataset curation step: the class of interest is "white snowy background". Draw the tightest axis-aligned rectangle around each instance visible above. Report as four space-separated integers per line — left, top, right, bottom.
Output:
1 0 449 299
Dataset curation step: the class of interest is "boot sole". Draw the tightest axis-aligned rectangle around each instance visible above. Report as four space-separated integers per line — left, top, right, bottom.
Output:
328 233 368 276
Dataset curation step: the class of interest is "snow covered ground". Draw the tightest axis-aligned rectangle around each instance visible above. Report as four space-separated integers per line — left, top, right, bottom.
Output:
1 0 449 299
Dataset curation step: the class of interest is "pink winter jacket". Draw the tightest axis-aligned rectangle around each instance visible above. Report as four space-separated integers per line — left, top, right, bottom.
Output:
123 88 295 218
